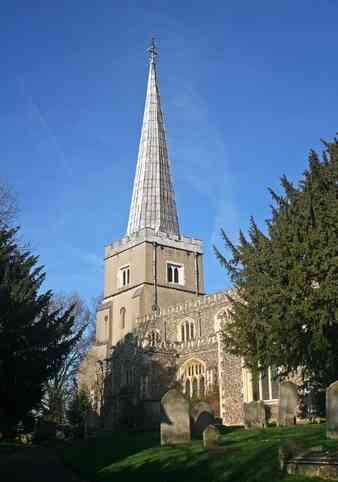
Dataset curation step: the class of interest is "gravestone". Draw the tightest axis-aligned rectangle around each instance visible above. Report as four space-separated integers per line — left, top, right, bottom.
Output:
327 381 338 439
191 401 215 438
243 401 267 429
160 389 190 445
203 424 221 449
279 382 297 426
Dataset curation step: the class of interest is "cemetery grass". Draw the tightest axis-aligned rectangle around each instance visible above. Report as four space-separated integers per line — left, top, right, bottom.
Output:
60 424 338 482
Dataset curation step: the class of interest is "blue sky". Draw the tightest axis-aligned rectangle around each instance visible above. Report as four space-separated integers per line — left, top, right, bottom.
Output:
1 1 337 304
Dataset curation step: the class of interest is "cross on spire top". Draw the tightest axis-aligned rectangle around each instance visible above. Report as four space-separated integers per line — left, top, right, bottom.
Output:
148 37 158 64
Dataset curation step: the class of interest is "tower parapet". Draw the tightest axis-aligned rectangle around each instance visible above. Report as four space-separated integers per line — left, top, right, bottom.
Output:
105 227 202 259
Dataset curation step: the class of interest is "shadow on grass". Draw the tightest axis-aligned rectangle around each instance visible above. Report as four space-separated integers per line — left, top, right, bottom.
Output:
62 424 336 482
60 431 160 478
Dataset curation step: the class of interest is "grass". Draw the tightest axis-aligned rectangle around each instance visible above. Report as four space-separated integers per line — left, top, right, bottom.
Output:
60 424 338 482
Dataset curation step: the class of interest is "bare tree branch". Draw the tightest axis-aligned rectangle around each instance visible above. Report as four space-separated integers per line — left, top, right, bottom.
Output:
0 179 18 227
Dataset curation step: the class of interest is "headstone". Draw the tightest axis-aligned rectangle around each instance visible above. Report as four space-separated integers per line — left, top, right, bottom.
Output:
160 389 190 445
327 381 338 439
243 401 267 429
279 382 297 426
286 448 338 479
203 424 221 449
191 401 215 438
279 440 305 472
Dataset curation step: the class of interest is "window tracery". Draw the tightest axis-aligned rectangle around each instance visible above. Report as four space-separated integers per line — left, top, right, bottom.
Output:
178 358 207 399
180 319 196 343
146 330 161 347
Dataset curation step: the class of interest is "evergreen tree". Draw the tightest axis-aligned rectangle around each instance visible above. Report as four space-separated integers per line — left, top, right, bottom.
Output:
67 386 92 437
215 138 338 389
0 225 80 437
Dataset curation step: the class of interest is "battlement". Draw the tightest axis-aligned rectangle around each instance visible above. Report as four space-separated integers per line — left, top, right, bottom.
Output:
105 227 203 259
136 290 231 325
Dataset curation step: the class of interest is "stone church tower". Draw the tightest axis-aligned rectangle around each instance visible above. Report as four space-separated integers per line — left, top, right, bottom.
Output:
79 41 281 430
96 40 204 349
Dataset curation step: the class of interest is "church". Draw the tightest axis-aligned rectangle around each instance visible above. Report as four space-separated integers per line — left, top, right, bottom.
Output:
79 41 280 428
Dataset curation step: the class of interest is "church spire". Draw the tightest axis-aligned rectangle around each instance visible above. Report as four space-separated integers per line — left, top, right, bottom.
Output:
127 39 180 237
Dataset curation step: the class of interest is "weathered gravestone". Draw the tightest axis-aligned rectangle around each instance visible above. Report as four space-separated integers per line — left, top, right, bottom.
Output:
279 382 297 426
327 381 338 439
160 389 190 445
243 401 267 429
191 401 215 438
203 424 221 449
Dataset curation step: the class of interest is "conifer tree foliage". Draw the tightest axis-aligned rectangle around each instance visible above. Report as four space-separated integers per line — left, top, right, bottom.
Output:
0 226 80 436
67 385 92 437
215 138 338 389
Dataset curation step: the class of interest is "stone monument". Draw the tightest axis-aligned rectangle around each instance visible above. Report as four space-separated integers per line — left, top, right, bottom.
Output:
191 401 215 438
327 381 338 439
203 425 221 449
160 389 191 445
279 382 297 426
243 401 267 429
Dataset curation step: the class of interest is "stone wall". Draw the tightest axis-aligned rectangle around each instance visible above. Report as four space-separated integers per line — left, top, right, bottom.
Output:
79 289 247 429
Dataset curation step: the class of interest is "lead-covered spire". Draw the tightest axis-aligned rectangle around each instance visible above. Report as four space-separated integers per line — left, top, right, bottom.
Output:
127 39 180 237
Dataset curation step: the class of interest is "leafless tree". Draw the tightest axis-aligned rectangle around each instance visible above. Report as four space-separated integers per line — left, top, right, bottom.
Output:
42 293 96 423
0 179 18 227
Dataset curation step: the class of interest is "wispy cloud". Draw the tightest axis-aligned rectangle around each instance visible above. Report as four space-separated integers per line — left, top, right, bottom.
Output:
18 77 73 178
167 81 240 248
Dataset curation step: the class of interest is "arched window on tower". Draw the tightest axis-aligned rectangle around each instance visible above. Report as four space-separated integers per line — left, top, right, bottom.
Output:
104 315 108 339
167 263 184 285
167 264 173 282
120 307 126 329
173 266 179 283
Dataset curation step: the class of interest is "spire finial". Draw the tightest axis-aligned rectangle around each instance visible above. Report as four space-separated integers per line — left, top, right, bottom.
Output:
148 37 158 64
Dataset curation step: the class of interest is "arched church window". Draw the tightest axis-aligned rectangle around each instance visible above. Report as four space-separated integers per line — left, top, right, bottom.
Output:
104 315 108 338
200 376 205 397
192 378 198 398
185 379 191 398
180 320 196 343
179 358 207 399
120 307 126 329
185 321 190 340
190 322 194 340
148 330 161 347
